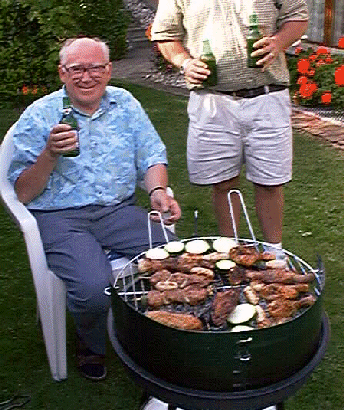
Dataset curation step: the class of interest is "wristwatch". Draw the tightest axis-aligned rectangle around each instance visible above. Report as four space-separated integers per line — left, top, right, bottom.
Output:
180 58 192 75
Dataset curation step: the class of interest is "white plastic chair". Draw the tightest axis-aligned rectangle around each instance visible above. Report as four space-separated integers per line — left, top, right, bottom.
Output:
0 122 67 381
0 122 176 381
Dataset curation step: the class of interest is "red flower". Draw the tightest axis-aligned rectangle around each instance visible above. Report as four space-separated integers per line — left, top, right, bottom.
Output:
297 76 308 85
308 54 317 61
299 82 318 99
297 58 310 74
22 85 29 95
32 85 38 95
321 92 332 105
338 37 344 49
295 46 303 55
307 69 315 77
315 60 326 67
316 46 330 56
335 65 344 86
324 56 333 64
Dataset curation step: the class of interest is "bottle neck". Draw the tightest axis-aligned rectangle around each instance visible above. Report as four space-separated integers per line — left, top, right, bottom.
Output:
63 96 71 109
202 40 212 55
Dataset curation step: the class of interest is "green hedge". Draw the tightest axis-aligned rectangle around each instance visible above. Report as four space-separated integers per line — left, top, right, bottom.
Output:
0 0 130 105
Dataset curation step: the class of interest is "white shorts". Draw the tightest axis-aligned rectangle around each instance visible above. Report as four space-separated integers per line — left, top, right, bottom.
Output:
187 88 293 186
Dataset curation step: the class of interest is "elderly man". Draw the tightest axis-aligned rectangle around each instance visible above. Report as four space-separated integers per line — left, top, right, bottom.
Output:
151 0 308 260
8 37 181 381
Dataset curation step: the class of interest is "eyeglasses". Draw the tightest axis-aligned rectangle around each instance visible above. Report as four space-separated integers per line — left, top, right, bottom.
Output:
63 64 109 79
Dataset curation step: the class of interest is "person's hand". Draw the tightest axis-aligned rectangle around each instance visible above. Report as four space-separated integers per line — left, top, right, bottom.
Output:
149 189 182 225
252 35 281 71
45 124 78 157
182 58 211 85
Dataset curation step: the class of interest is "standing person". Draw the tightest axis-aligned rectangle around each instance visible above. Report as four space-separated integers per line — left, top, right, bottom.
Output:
8 37 181 381
151 0 308 257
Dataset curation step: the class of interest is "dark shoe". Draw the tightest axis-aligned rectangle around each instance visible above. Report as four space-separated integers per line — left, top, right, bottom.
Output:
76 334 107 381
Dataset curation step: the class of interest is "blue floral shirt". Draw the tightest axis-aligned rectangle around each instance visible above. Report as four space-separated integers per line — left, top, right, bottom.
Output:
8 86 168 210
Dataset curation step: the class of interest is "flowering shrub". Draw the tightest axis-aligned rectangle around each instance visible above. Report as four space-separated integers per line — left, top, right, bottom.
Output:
288 38 344 109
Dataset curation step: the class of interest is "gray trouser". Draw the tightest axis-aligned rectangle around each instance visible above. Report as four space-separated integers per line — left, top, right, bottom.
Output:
32 196 176 354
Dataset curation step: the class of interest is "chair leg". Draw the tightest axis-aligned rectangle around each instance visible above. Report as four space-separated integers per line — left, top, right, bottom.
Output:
37 272 67 381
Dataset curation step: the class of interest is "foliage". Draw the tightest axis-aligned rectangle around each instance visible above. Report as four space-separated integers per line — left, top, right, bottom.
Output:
1 82 344 409
0 0 61 103
287 39 344 109
0 0 130 106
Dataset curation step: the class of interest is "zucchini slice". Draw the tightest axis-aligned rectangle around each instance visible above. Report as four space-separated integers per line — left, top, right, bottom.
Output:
230 325 254 332
145 248 169 260
228 304 257 325
164 241 185 255
213 237 237 253
215 259 237 271
184 239 210 254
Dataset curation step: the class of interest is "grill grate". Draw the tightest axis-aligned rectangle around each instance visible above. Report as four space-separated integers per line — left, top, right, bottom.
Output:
113 191 324 331
113 236 325 331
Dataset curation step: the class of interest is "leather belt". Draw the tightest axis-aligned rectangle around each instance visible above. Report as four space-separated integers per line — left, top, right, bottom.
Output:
217 84 288 98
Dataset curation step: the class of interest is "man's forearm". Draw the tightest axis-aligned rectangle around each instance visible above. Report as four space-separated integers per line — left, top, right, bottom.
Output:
144 163 168 195
157 40 191 69
15 148 58 204
274 20 308 51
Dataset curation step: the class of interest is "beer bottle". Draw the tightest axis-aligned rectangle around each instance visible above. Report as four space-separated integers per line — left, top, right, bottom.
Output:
200 39 218 87
60 96 80 157
246 13 261 68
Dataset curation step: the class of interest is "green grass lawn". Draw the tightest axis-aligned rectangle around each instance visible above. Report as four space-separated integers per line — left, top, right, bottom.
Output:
1 81 343 409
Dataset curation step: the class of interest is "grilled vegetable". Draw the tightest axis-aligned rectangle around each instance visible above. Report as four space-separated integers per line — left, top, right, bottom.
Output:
230 325 254 332
215 259 236 271
227 303 257 325
184 239 210 254
164 241 185 255
145 248 169 260
213 237 237 253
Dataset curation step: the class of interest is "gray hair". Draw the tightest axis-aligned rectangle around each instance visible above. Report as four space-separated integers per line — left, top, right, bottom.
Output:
59 37 110 64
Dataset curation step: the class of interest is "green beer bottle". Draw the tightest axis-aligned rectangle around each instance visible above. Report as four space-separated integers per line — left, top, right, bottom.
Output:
200 39 218 87
246 13 261 68
60 96 80 157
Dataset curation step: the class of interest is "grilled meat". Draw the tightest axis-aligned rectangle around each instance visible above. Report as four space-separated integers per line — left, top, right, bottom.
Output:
246 269 315 284
211 289 241 326
227 265 247 285
255 305 273 328
147 285 209 308
177 253 214 270
189 266 214 279
155 280 179 291
267 294 316 320
149 271 213 290
250 281 310 301
146 310 203 330
243 285 260 305
229 245 277 267
138 253 214 274
149 269 172 285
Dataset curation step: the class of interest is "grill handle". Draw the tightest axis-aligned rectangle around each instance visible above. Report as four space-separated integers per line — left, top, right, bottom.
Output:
147 210 170 249
228 190 257 246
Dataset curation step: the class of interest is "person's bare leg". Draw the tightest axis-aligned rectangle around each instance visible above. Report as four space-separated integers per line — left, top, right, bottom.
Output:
213 176 241 237
254 183 284 244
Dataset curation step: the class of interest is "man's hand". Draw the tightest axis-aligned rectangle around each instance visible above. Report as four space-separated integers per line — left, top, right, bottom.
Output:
46 124 79 157
251 35 281 71
182 58 211 85
149 189 181 225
